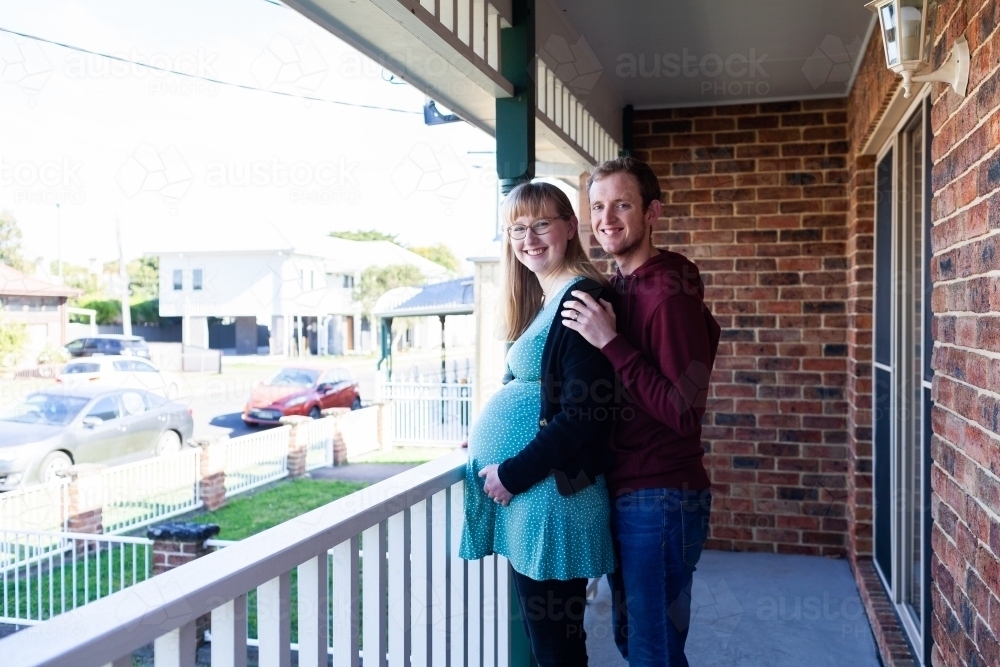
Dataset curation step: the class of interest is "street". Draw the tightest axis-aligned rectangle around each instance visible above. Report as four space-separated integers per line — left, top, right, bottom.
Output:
0 347 474 442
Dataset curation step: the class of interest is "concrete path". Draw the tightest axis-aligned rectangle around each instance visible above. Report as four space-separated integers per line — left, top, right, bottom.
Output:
586 550 880 667
308 462 418 483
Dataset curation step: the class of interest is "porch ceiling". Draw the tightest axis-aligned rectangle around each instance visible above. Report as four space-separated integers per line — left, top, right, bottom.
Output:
550 0 876 109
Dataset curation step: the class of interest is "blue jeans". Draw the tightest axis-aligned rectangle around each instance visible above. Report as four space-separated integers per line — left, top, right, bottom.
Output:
607 488 712 667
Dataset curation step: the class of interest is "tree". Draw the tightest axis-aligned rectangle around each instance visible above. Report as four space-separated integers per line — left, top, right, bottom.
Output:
127 256 159 300
0 210 27 272
0 321 28 367
330 230 399 243
354 264 425 317
409 244 460 273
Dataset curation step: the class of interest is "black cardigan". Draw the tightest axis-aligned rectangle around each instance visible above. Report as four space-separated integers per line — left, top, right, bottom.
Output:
496 277 618 495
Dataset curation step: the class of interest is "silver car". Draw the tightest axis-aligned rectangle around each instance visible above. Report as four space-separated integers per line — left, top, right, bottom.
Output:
0 385 195 491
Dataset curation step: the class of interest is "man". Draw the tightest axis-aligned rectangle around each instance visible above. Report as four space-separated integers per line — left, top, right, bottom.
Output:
561 156 720 667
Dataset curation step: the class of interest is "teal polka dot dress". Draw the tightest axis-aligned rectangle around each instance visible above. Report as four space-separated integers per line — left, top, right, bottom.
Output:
460 277 616 581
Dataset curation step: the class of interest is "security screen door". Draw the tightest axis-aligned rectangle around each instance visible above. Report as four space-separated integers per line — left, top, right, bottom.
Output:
873 96 932 663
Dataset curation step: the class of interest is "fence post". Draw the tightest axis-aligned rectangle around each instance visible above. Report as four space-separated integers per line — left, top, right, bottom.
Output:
323 408 352 466
281 415 311 478
147 522 221 644
377 400 395 449
195 436 229 512
60 463 106 536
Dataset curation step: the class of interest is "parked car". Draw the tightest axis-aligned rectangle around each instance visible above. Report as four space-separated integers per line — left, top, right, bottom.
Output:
243 367 361 426
56 356 183 399
0 386 194 491
64 335 151 360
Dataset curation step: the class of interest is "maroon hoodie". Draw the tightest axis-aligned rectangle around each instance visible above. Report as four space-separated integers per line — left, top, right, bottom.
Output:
600 249 720 496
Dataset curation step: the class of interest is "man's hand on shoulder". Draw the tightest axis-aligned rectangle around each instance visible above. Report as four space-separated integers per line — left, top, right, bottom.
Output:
562 290 618 349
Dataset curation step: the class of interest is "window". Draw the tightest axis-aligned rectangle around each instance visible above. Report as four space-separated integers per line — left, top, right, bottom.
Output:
342 274 354 288
121 391 146 416
192 268 203 291
64 362 100 374
0 296 59 312
86 396 121 422
873 96 932 663
173 269 183 291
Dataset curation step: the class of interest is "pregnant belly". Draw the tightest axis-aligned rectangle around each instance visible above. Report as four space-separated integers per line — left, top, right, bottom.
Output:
467 379 540 466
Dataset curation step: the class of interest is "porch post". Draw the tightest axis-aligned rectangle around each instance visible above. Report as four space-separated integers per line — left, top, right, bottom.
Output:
496 0 535 195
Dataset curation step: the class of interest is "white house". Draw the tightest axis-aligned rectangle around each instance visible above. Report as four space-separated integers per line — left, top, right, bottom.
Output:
153 232 450 355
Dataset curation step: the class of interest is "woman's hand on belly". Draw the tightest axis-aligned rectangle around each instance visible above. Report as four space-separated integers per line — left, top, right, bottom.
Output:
479 464 513 506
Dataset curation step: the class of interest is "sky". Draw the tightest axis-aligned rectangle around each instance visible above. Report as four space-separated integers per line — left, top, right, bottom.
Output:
0 0 507 273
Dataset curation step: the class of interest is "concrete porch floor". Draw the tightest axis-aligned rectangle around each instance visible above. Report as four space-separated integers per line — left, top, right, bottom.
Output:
585 550 881 667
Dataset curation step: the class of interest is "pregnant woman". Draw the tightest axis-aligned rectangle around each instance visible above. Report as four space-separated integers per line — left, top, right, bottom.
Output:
460 181 617 667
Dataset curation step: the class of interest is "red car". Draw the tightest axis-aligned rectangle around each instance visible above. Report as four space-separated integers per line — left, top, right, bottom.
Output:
242 367 361 426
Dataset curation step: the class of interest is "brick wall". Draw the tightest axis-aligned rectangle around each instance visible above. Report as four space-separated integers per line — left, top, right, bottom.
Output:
611 100 854 556
927 1 1000 665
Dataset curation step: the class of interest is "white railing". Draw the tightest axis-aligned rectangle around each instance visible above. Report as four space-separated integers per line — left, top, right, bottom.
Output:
0 481 68 532
224 425 291 497
536 59 620 166
0 528 152 625
379 381 472 445
298 418 335 471
338 406 381 459
413 0 509 74
1 451 517 667
101 449 202 535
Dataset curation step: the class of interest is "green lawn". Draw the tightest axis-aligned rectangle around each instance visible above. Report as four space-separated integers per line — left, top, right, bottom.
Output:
189 478 367 540
1 541 152 622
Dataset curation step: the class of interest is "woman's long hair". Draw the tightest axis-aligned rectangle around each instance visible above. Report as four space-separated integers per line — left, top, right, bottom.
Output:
500 182 607 341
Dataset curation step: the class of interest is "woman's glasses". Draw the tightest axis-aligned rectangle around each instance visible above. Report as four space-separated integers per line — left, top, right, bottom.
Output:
506 215 568 240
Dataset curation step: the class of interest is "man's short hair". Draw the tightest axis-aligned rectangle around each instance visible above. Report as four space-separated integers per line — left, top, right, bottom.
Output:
586 156 662 212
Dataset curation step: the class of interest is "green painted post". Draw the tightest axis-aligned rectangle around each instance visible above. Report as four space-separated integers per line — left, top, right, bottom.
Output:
496 0 535 195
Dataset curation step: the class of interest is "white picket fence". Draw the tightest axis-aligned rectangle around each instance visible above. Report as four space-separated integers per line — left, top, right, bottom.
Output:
0 528 153 625
378 380 473 445
101 449 202 535
297 418 336 472
339 406 381 459
3 451 526 667
0 481 69 533
224 425 291 497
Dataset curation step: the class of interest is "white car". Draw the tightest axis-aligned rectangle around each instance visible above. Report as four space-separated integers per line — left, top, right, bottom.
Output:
57 356 184 400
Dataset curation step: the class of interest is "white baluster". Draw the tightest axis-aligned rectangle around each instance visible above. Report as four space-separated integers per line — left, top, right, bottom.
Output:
482 555 496 667
363 522 387 667
258 572 291 667
332 536 360 667
411 499 431 667
431 490 449 665
298 555 328 667
153 620 196 667
211 594 248 667
388 511 411 665
449 482 467 667
468 556 482 667
496 557 510 667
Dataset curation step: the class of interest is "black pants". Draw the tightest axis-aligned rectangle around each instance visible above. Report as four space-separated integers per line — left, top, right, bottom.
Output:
511 570 589 667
